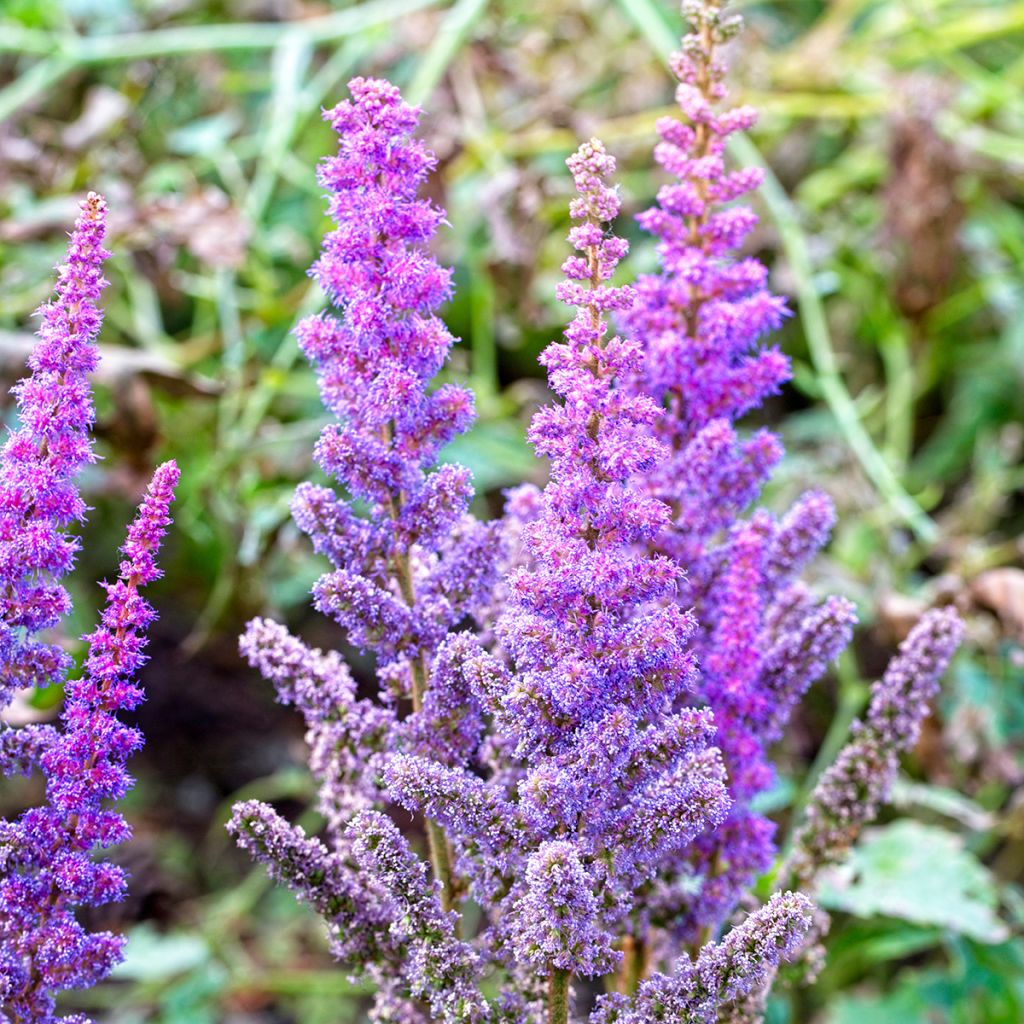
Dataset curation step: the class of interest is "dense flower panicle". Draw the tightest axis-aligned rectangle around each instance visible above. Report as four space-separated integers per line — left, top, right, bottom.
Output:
289 75 496 675
233 77 497 896
787 607 964 887
499 138 695 756
606 0 855 953
228 41 966 1024
0 192 109 699
348 811 491 1024
591 892 813 1024
1 461 178 1023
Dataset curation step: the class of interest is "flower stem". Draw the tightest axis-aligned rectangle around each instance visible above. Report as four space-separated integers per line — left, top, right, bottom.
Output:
394 545 456 913
618 936 646 995
549 969 572 1024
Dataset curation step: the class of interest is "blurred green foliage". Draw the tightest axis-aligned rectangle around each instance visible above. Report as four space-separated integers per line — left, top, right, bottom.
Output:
3 0 1024 1021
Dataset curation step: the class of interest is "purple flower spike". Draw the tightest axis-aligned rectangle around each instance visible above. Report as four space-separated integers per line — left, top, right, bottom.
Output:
611 0 855 953
1 461 179 1022
0 192 109 699
788 607 964 886
592 891 813 1024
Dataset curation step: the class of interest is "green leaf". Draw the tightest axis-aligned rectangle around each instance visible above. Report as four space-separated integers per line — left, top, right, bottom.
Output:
825 981 933 1024
817 820 1008 943
111 925 211 982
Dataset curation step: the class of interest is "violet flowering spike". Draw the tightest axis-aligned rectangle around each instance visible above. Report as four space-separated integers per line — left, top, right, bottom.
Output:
0 461 178 1023
608 0 854 954
295 76 495 675
591 892 813 1024
0 192 108 700
498 137 697 755
227 800 401 968
482 137 729 1001
234 76 499 907
755 596 857 745
348 810 492 1024
786 607 964 887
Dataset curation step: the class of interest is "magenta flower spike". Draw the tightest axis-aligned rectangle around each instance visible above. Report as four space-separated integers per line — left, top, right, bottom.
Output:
609 0 860 952
0 193 108 702
1 461 179 1022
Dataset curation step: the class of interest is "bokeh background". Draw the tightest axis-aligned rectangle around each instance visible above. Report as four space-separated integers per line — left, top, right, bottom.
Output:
2 0 1024 1021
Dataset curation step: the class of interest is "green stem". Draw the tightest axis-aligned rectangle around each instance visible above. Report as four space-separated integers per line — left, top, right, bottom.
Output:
395 550 456 913
549 968 571 1024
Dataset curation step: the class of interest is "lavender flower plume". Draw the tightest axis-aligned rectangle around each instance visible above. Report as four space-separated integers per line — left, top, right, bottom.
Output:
591 892 813 1024
0 461 178 1023
787 607 964 887
0 192 108 700
233 77 498 912
348 810 491 1024
297 76 495 674
611 0 853 951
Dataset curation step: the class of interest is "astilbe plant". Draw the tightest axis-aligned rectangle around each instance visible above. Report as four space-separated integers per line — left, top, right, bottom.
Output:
227 5 963 1024
0 195 179 1023
230 73 809 1024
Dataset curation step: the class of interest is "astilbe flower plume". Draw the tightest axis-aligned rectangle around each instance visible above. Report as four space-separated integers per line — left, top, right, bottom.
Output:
228 24 964 1024
0 193 107 703
0 196 180 1022
228 76 500 1015
786 606 965 888
615 0 859 955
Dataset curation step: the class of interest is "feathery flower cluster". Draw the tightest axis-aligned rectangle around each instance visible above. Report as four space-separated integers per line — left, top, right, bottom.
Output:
232 79 817 1024
0 196 179 1022
230 77 499 910
228 10 962 1024
616 0 859 953
787 606 966 887
0 194 106 702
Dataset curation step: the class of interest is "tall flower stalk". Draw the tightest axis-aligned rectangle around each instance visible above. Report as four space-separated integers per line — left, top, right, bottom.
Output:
618 0 858 962
230 73 497 936
0 196 180 1023
0 193 106 702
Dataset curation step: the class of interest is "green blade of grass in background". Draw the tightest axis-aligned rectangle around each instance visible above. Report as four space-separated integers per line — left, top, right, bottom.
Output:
0 0 444 121
405 0 491 107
